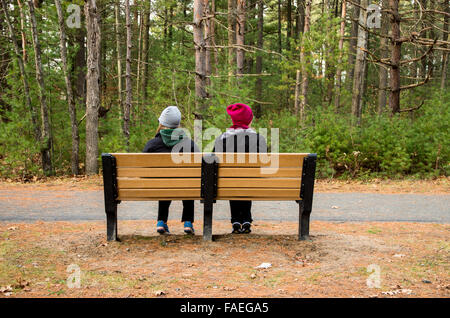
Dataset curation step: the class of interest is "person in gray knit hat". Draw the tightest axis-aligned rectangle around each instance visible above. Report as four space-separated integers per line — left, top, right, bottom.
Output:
142 106 200 235
158 105 181 128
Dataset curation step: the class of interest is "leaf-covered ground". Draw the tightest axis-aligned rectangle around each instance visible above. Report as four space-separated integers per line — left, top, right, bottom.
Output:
0 220 448 298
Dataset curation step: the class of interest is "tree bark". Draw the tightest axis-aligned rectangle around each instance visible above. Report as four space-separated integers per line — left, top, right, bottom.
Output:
141 2 150 101
295 0 305 40
378 0 389 115
17 0 27 62
85 0 101 175
228 0 236 76
255 0 264 117
441 1 449 90
55 0 79 175
299 0 311 121
28 0 53 175
278 0 282 53
389 0 401 114
124 0 132 149
194 0 207 114
115 0 123 119
236 0 246 77
334 0 346 110
351 0 368 125
287 0 292 50
347 0 360 90
204 0 212 86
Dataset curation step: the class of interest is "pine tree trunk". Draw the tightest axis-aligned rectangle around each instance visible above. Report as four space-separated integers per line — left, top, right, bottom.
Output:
85 0 101 175
299 0 311 121
378 0 389 115
204 0 212 86
1 0 39 141
124 0 132 149
236 0 246 77
441 1 449 90
389 0 401 114
287 0 292 50
141 2 150 101
351 0 368 125
295 0 305 40
255 0 264 117
55 0 79 175
278 0 282 53
115 0 123 119
334 0 346 110
28 0 53 175
228 0 236 76
194 0 207 114
347 0 360 91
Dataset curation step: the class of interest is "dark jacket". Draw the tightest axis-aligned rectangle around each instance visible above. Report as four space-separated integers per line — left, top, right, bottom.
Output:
143 130 199 153
213 128 267 153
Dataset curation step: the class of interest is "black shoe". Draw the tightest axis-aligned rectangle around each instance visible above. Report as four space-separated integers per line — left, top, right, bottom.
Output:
232 222 241 234
241 222 252 234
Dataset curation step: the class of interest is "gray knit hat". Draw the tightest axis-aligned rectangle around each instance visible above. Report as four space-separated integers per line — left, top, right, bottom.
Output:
158 106 181 128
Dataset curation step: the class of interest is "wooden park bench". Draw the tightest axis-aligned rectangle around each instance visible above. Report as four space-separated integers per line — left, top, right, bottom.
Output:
101 152 317 242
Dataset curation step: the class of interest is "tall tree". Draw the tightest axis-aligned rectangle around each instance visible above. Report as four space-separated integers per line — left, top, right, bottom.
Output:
28 0 53 175
378 0 389 115
347 0 360 90
334 0 346 110
299 0 311 121
228 0 236 76
287 0 292 50
141 1 150 102
441 0 449 90
194 0 207 114
351 0 368 125
255 0 264 117
236 0 246 76
115 0 123 119
55 0 79 175
124 0 132 148
85 0 101 175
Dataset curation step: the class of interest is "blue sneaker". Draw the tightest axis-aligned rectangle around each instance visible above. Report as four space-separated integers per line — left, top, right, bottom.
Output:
156 221 170 235
184 221 195 235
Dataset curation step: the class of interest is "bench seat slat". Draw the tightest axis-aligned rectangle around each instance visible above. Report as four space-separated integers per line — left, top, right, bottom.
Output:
118 188 201 200
118 178 200 189
218 178 300 188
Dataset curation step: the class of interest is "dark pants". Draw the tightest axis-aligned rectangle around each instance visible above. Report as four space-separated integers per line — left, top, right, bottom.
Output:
230 200 253 224
158 200 194 223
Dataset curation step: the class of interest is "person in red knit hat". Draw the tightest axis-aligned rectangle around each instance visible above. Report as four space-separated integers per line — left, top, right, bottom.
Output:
213 103 267 234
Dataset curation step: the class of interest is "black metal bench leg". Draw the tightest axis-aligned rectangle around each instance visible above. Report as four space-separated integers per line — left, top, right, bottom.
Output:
106 204 118 241
203 201 213 241
298 201 310 241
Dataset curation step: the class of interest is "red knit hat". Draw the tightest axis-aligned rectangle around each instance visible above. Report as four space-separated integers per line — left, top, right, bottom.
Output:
227 103 253 129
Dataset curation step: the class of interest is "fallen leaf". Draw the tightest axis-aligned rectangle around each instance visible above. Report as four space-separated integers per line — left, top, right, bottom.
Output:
0 285 13 293
393 254 405 258
250 273 257 279
7 226 17 231
331 206 339 209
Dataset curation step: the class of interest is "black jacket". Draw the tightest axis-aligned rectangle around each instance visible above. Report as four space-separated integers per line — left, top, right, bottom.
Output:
143 132 199 153
213 128 267 153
